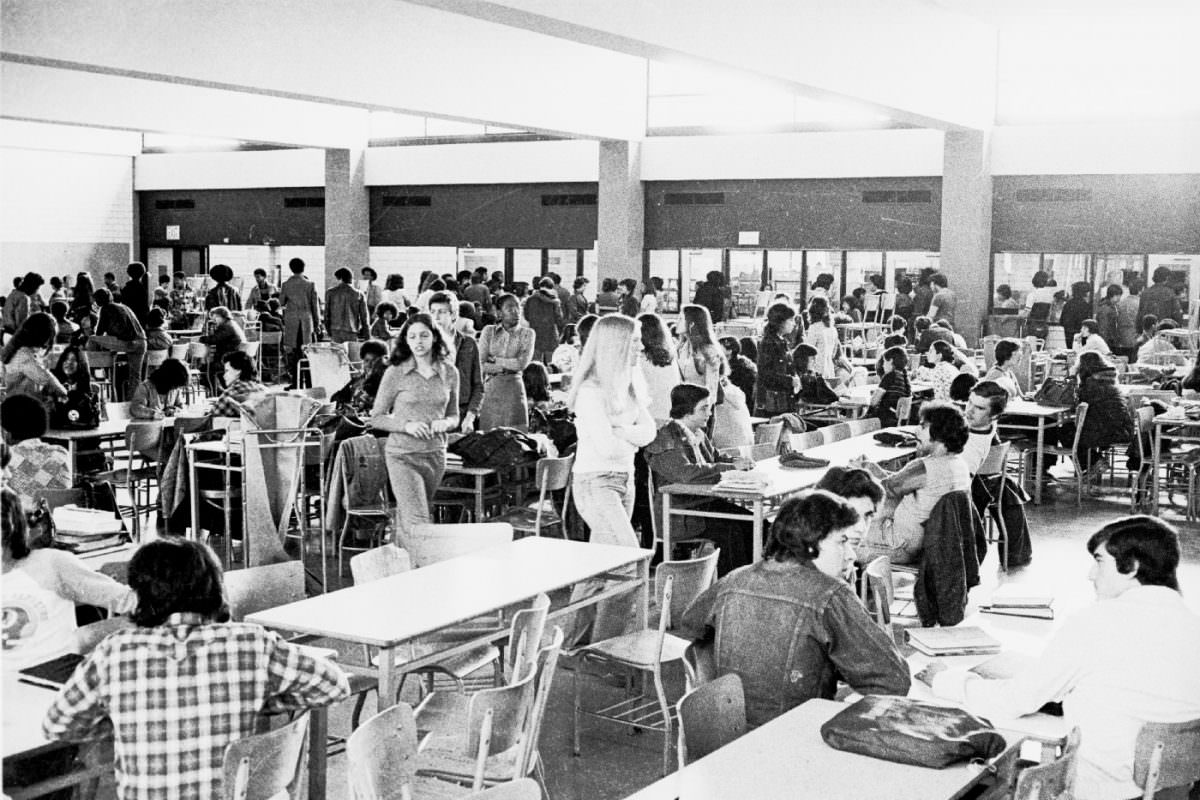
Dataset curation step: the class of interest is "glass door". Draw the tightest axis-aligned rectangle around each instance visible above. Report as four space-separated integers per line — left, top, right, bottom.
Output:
649 250 681 315
728 249 764 318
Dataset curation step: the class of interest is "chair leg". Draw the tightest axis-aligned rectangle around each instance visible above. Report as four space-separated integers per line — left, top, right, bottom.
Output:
652 666 672 777
572 665 582 757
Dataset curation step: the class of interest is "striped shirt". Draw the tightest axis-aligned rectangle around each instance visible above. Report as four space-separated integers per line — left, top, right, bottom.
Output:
43 613 349 800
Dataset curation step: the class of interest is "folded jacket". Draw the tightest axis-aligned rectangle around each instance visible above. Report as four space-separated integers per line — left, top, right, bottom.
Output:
779 452 832 469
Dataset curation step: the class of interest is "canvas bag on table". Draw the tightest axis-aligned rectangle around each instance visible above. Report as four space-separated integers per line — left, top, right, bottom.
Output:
820 695 1007 769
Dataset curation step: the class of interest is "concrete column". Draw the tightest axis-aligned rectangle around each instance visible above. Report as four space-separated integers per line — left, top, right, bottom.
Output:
940 130 993 346
597 140 644 282
324 147 369 290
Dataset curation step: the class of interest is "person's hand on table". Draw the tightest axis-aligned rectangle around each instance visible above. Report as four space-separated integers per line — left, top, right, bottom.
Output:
915 661 948 686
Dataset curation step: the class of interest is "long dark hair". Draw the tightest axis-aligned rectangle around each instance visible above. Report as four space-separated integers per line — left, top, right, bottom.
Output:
522 362 551 403
53 345 94 393
1 487 31 561
390 313 449 364
807 296 832 327
638 313 675 368
1 312 56 364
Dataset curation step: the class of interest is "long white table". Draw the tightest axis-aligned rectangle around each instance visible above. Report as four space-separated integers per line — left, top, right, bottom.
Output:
248 537 651 800
997 399 1072 505
624 698 1005 800
660 429 917 561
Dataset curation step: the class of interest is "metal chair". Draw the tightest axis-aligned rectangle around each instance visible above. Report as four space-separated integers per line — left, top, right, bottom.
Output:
145 348 169 370
789 429 823 451
488 455 574 538
221 712 310 800
752 421 785 451
676 673 747 765
859 555 919 641
88 350 118 402
1036 402 1090 506
406 522 514 568
94 421 162 541
846 417 882 437
570 552 718 777
349 544 412 584
976 440 1012 570
895 395 913 424
333 435 395 576
1135 718 1200 800
258 331 285 383
820 422 852 444
1008 727 1081 800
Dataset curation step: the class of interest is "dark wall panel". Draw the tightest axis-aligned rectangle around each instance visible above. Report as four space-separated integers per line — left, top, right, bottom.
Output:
369 183 598 248
992 174 1200 253
139 188 326 248
644 178 943 251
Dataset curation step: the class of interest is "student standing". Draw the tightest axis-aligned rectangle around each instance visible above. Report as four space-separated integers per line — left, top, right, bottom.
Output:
478 293 534 430
369 314 460 541
279 258 322 385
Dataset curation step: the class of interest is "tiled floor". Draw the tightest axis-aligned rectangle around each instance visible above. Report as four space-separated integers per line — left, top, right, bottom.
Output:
303 482 1200 800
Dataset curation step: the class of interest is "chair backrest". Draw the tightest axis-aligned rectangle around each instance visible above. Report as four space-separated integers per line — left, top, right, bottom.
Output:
656 551 720 630
753 421 784 449
682 641 717 690
349 544 412 585
469 779 542 800
516 626 564 779
105 401 132 421
821 422 852 444
169 343 191 361
238 341 261 357
895 396 913 424
790 430 823 451
463 669 538 788
976 440 1012 478
1069 402 1090 453
1133 406 1156 463
145 349 169 369
677 673 747 765
1011 727 1081 800
860 556 895 634
223 560 306 620
346 702 420 800
534 454 574 493
407 522 514 568
188 341 210 361
507 593 551 683
88 350 116 369
125 420 164 463
1134 717 1200 798
222 711 310 800
847 417 881 437
260 331 283 346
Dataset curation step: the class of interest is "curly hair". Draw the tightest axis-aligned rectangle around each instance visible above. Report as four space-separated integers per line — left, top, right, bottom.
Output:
763 490 859 564
918 401 969 454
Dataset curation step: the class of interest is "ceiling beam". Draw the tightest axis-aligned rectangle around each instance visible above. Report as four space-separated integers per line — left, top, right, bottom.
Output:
410 0 998 131
1 0 648 142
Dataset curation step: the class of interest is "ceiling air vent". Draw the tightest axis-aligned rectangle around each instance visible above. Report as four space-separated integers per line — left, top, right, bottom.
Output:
664 192 725 206
154 198 195 210
861 190 932 204
541 193 597 206
283 197 325 208
382 195 433 207
1012 188 1092 203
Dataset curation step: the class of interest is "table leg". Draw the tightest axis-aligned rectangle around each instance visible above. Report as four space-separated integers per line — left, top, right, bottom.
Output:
307 705 327 800
474 473 484 521
661 493 672 561
1151 424 1163 515
1033 418 1046 505
189 448 199 541
377 648 396 714
636 557 650 630
68 439 78 482
752 500 764 562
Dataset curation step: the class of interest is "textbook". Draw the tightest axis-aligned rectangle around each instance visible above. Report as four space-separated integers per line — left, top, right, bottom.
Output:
906 626 1001 657
979 586 1055 620
18 653 85 689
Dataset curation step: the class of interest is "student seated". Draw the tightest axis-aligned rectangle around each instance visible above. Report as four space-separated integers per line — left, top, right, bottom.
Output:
869 345 911 428
644 384 752 574
680 490 910 728
130 358 189 420
813 465 884 560
981 338 1023 399
1 486 135 673
143 308 173 352
1072 318 1111 355
207 351 265 418
43 538 350 799
920 516 1200 800
853 402 971 566
50 301 78 345
1137 319 1184 364
1 395 72 509
370 301 399 340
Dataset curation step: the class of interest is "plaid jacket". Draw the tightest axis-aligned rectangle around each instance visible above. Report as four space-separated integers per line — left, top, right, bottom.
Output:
43 613 349 800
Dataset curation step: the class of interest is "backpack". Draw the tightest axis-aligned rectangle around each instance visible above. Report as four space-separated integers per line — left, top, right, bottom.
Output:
529 405 577 454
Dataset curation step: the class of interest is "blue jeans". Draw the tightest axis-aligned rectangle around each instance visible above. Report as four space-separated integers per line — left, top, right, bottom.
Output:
569 471 638 642
385 449 445 545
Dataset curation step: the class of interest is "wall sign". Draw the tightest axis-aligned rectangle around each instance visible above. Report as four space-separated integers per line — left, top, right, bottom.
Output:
166 225 180 241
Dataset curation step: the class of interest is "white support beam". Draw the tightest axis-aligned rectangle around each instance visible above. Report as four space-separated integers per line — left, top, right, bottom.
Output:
413 0 998 131
1 62 369 148
1 0 647 141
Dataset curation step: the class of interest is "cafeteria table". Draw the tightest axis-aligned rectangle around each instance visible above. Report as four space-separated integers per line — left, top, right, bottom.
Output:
996 399 1072 505
659 428 917 562
247 536 653 800
43 419 129 480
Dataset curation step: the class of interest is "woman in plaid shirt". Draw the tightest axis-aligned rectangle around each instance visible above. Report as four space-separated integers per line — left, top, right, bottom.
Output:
207 350 265 418
43 539 349 800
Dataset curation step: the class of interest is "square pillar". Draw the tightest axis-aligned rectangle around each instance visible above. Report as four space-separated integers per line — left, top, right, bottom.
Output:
597 140 644 283
940 130 993 346
325 147 369 290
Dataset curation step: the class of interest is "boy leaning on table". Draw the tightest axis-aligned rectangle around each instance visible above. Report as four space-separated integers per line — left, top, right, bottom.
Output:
917 516 1200 800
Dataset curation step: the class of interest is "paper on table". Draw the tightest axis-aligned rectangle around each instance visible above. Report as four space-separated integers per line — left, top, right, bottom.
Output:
969 651 1037 680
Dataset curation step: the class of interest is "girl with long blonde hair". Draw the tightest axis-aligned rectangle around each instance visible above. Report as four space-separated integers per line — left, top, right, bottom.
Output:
568 315 655 549
678 304 725 400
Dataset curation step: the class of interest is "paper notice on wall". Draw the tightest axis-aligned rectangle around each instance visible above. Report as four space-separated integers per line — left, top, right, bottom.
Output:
738 231 760 246
166 225 180 241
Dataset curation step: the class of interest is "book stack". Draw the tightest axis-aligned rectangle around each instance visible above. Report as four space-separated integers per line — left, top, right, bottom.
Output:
51 505 125 554
905 626 1002 657
444 452 464 468
979 586 1055 620
716 470 770 493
